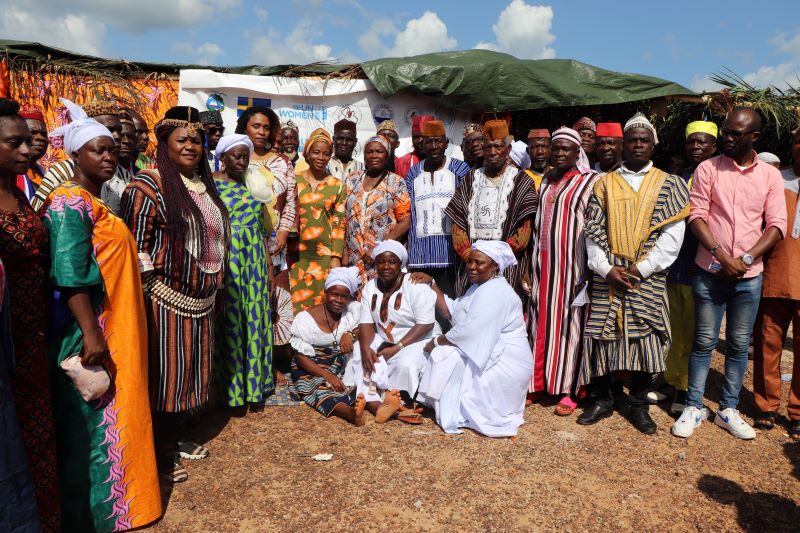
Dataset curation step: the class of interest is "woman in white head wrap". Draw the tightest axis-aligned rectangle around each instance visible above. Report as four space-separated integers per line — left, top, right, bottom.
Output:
39 102 164 521
213 132 279 411
411 240 533 437
289 266 403 425
344 239 438 424
510 140 531 170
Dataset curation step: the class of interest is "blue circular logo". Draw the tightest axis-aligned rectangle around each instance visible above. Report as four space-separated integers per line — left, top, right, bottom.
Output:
207 93 225 111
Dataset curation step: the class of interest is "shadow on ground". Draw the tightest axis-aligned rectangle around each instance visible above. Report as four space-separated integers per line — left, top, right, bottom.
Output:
698 474 800 531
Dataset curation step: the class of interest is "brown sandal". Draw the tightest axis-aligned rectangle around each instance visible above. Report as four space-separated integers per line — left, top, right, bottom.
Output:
554 402 575 416
395 410 424 425
160 462 188 483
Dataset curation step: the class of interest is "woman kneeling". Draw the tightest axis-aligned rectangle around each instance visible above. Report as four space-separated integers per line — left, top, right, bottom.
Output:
290 267 401 425
416 241 533 437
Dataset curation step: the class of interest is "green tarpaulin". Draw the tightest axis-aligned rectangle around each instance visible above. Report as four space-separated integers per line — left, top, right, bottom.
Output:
1 41 694 112
361 50 694 112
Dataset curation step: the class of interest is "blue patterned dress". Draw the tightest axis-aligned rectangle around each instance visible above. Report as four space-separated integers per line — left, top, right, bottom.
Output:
215 178 274 406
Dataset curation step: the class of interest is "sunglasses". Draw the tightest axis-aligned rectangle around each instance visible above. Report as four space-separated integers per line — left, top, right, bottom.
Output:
206 126 224 135
720 128 755 139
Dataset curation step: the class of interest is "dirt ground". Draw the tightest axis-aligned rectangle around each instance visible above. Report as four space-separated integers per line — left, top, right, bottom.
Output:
146 349 800 532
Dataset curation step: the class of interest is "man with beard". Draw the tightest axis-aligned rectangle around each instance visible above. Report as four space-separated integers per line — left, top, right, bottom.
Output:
527 127 599 416
396 115 433 178
328 118 364 181
18 104 49 188
593 122 623 175
649 121 717 414
280 120 303 169
446 119 538 299
579 112 690 435
32 98 135 215
673 108 785 440
525 128 551 189
200 110 224 171
461 123 485 170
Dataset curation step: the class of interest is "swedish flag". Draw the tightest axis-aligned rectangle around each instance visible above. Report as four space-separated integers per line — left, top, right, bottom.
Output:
237 96 272 117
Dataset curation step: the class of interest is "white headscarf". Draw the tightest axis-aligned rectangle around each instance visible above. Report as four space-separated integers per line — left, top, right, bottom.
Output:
49 98 113 155
216 134 254 157
324 266 361 295
471 240 517 273
624 112 659 145
371 240 408 267
551 126 591 173
510 140 531 170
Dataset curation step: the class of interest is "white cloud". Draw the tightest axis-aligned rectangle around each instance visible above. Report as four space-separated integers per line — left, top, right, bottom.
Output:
358 19 398 58
771 31 800 57
173 42 223 65
0 0 241 33
0 8 106 55
742 63 800 90
690 74 723 93
387 11 457 57
250 19 334 65
475 1 555 59
255 7 268 21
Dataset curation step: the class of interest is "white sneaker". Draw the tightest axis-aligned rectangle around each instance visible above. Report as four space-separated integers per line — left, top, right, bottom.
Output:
714 408 756 440
671 406 709 438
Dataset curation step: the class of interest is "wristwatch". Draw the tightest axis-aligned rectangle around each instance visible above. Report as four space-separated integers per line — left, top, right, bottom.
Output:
709 244 720 257
741 253 754 266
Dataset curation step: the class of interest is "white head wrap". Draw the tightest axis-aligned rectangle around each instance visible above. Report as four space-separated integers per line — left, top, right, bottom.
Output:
624 112 659 145
216 134 254 157
365 135 391 154
510 140 531 169
757 152 780 165
49 98 113 155
551 126 591 173
371 240 408 267
324 266 361 295
471 240 517 273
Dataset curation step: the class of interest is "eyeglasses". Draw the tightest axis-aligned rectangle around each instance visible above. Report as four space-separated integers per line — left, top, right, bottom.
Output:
206 127 224 135
720 128 755 139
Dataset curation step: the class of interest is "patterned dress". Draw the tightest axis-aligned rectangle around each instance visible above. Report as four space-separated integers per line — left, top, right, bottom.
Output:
249 152 297 345
215 178 274 406
0 257 41 533
0 186 60 532
289 303 360 416
289 171 346 312
121 170 227 412
345 170 411 284
43 183 161 532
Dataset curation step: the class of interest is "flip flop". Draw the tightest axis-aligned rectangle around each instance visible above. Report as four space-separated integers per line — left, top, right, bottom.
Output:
554 399 576 416
395 410 424 425
160 462 188 483
754 412 777 430
177 441 210 460
789 420 800 440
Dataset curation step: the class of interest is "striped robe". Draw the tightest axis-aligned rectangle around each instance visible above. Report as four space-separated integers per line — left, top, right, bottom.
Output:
121 170 227 412
445 165 539 298
528 170 599 395
580 170 690 384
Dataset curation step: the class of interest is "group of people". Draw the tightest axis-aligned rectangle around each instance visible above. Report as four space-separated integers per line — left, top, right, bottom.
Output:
1 90 798 532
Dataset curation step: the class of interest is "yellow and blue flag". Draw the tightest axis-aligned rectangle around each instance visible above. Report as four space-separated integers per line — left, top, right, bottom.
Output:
237 96 272 117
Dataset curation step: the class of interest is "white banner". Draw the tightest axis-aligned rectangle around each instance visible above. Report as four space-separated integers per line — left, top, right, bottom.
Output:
178 69 468 161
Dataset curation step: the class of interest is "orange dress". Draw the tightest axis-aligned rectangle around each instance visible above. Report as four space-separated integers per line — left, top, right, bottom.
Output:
43 182 161 532
288 171 346 312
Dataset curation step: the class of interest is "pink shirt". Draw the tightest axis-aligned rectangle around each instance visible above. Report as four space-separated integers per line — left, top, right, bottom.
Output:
689 152 787 277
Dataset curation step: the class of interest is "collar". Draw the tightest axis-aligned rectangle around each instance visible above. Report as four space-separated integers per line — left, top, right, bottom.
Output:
722 150 759 171
619 161 653 177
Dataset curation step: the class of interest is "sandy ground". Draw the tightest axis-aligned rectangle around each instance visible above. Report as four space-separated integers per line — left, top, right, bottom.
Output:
145 349 799 532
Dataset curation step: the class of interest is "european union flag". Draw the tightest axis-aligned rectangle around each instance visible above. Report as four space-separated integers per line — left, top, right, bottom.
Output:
237 96 272 116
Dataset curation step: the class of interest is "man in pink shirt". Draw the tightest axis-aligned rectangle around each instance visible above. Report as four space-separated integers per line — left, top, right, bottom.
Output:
672 108 787 441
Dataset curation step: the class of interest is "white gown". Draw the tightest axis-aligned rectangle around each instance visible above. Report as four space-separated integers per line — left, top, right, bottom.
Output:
417 277 533 437
343 275 439 402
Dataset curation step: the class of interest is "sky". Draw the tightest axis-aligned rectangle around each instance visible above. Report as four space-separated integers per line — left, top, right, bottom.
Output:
1 0 798 92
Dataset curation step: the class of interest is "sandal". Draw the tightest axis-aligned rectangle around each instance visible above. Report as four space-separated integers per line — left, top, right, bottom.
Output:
395 410 424 425
754 412 777 430
790 420 800 440
554 397 577 416
160 460 188 483
177 441 210 460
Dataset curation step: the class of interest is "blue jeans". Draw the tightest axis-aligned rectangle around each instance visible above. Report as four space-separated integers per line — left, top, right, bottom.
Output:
686 269 762 410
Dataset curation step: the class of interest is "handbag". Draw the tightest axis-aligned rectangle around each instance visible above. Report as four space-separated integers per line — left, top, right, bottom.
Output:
60 354 111 402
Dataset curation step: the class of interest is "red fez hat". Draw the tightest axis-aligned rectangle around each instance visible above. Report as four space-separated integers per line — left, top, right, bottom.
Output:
334 119 356 133
422 120 446 137
595 122 623 138
411 115 434 135
18 104 44 122
484 119 510 141
527 128 550 139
